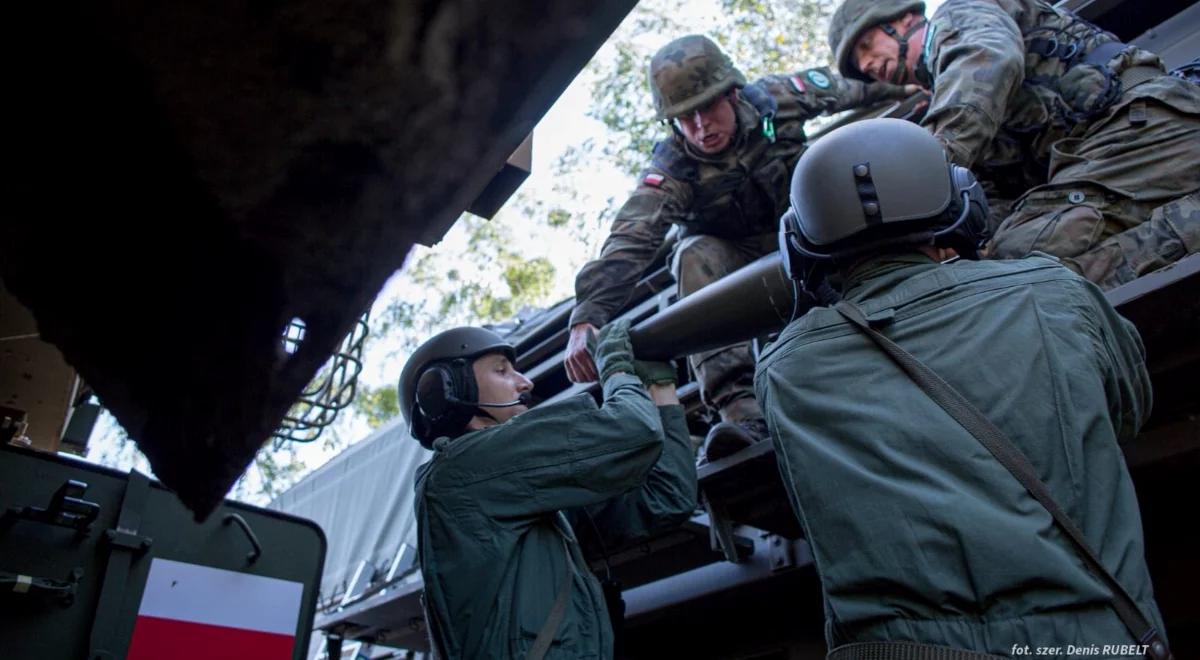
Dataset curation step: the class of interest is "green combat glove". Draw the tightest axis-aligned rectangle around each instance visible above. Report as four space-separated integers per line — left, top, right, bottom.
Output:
589 319 636 383
634 359 677 387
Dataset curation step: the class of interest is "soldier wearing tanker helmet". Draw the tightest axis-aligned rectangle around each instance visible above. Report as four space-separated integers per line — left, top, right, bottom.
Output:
828 0 1200 291
565 34 915 461
402 322 696 659
761 118 1170 659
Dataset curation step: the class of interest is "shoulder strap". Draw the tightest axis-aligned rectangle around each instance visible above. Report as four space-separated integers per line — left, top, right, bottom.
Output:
420 591 449 660
527 532 575 660
740 80 778 118
741 80 778 142
832 301 1172 660
649 139 698 183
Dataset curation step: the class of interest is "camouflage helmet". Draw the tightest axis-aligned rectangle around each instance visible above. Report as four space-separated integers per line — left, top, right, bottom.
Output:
829 0 926 82
648 35 747 120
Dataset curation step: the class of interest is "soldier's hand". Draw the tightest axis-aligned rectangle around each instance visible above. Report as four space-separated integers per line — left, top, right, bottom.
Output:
565 323 599 383
864 80 917 103
835 77 915 112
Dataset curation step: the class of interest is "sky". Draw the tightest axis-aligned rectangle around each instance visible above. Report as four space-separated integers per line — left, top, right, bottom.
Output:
82 0 948 504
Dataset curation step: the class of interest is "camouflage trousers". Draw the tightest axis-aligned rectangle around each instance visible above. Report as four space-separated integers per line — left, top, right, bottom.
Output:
990 77 1200 289
669 231 777 422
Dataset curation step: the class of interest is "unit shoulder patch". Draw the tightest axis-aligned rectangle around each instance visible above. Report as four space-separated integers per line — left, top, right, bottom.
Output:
806 70 832 89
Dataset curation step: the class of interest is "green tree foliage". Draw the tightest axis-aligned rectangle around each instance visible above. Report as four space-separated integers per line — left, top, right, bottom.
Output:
402 216 558 329
241 444 307 502
350 383 400 430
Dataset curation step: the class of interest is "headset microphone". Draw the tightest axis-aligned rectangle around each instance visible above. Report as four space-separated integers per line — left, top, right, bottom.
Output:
461 391 534 408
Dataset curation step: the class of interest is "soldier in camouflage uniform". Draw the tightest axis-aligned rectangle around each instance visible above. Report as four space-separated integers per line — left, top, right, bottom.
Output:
563 34 912 458
829 0 1200 289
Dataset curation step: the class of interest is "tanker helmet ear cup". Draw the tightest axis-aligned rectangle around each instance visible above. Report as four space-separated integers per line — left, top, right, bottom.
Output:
779 209 802 282
949 163 973 196
947 163 990 250
415 364 456 421
414 361 476 441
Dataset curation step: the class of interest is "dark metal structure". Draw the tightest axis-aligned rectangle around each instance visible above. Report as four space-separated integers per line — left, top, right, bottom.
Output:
1 0 638 518
0 443 327 660
4 0 1197 657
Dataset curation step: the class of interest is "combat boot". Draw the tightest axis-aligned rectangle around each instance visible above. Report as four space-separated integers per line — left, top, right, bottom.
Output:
701 418 769 463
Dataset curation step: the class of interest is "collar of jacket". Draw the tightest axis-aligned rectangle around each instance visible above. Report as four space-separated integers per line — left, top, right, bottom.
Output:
841 252 941 302
678 94 760 163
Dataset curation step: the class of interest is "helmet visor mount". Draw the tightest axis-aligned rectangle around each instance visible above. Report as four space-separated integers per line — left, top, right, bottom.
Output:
778 118 991 294
789 188 977 264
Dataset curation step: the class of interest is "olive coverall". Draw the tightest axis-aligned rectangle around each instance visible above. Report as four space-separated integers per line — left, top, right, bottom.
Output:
755 254 1165 657
415 373 696 659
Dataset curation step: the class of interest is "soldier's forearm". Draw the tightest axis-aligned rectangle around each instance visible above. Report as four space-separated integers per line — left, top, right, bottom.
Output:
924 103 1000 169
568 302 612 332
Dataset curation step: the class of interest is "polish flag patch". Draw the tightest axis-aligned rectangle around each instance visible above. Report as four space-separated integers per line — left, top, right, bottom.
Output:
789 75 807 93
643 173 665 188
127 558 305 660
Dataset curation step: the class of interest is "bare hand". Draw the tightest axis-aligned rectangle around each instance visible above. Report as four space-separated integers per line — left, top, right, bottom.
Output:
564 323 599 383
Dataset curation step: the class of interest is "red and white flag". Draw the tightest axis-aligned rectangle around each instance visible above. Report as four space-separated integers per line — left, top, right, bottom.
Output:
127 558 305 660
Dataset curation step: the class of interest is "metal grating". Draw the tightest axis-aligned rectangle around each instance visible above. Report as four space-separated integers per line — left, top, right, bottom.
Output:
273 312 370 443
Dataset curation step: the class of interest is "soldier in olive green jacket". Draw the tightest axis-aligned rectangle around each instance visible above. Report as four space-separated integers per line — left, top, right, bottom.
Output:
829 0 1200 290
400 321 696 659
565 34 913 460
765 119 1167 658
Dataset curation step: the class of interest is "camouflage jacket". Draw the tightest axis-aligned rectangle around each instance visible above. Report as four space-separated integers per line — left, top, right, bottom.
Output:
919 0 1169 197
571 68 903 329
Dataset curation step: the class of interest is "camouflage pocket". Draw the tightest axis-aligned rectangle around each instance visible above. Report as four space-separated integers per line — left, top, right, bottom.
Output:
991 193 1106 260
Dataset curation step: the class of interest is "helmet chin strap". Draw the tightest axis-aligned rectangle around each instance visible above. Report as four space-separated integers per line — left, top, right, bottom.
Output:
879 18 927 85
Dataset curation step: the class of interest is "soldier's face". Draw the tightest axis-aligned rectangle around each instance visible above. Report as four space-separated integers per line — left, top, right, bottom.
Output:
853 19 923 84
472 353 533 422
675 91 738 154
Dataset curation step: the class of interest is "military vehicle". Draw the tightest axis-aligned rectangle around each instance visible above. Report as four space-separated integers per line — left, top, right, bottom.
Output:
291 1 1200 658
2 0 1196 657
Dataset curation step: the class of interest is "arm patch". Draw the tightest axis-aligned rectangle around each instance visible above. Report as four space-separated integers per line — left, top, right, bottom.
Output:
643 173 665 188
